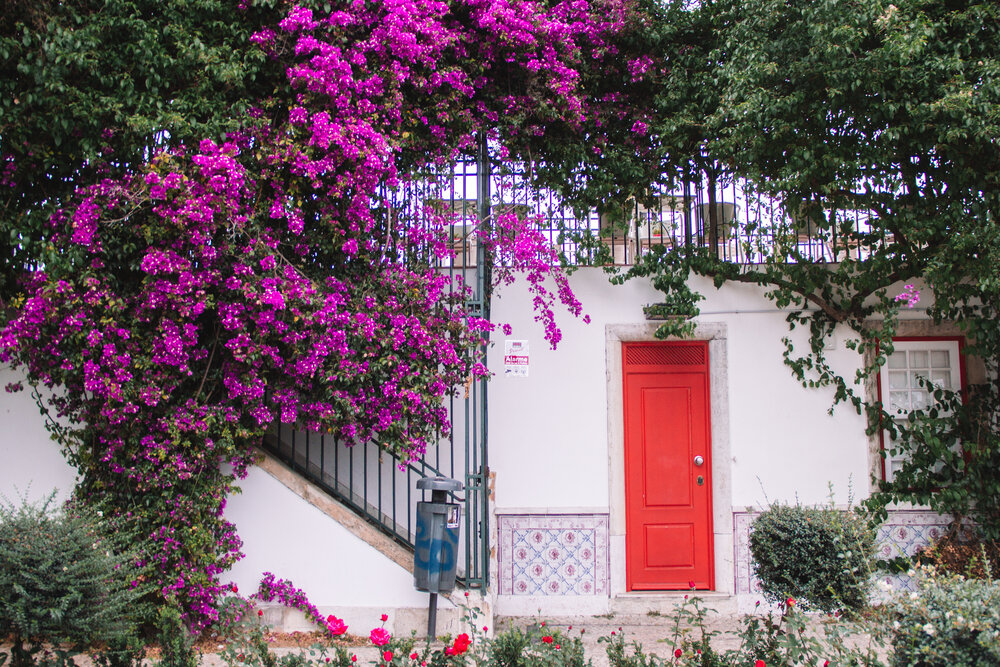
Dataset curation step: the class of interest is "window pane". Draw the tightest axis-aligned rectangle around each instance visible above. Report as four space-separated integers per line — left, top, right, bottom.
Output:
930 371 952 389
889 391 909 414
889 371 908 389
880 338 962 485
930 350 950 368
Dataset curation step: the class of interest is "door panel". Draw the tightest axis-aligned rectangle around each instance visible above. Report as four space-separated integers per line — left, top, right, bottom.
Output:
624 342 714 590
642 386 693 507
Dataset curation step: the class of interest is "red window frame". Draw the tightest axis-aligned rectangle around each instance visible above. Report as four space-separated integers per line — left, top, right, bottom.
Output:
875 336 968 483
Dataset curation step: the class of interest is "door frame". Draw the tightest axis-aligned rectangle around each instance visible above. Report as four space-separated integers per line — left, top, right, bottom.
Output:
606 322 734 597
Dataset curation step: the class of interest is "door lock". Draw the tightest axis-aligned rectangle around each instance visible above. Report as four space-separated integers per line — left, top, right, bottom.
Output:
696 475 704 486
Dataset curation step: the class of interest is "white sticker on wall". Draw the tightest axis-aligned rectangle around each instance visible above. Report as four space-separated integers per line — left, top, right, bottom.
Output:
504 340 529 377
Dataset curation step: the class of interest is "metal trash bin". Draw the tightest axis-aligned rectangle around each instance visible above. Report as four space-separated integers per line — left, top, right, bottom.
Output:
414 476 463 593
413 476 463 638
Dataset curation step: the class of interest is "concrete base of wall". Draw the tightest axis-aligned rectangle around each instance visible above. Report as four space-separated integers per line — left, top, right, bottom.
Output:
259 591 493 640
495 592 737 619
610 592 737 617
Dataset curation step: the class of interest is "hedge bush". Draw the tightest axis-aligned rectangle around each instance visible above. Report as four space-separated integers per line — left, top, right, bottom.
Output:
749 503 875 613
0 494 143 667
889 567 1000 666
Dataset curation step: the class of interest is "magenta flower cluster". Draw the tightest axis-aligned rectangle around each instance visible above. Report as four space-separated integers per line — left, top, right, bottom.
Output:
254 573 348 639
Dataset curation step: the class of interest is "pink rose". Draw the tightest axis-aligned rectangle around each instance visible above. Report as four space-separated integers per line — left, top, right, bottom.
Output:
370 627 391 646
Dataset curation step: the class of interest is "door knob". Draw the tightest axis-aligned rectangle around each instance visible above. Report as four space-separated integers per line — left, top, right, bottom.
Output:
693 455 704 466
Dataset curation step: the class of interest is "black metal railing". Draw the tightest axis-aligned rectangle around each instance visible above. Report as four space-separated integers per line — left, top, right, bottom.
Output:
264 414 489 589
386 161 889 268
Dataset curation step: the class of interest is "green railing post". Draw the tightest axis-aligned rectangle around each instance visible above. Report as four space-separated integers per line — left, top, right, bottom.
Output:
464 135 491 589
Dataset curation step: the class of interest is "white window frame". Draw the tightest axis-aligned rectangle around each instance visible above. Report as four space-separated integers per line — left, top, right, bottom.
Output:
878 338 964 483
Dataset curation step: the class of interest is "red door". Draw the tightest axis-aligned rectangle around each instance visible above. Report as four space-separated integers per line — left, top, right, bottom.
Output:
623 341 714 590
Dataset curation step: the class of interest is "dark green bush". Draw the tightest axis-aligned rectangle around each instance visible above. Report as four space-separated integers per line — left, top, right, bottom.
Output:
749 503 875 613
889 568 1000 667
0 494 143 667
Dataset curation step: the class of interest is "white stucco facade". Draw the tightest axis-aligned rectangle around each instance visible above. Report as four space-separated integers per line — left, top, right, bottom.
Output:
0 367 77 505
485 268 886 614
0 268 955 621
488 269 871 513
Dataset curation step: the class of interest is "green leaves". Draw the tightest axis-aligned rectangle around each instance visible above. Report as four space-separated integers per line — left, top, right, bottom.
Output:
0 0 292 303
0 494 146 663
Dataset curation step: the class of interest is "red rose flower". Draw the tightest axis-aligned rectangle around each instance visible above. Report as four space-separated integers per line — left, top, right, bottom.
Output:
542 636 553 644
327 615 348 636
674 648 682 658
448 633 471 655
381 613 389 622
382 650 393 663
755 661 766 667
370 627 391 646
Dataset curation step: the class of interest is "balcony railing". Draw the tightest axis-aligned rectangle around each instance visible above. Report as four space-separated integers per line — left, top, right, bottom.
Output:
383 161 891 268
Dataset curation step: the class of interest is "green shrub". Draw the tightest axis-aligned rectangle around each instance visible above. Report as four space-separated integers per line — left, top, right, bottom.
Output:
153 603 199 667
488 625 533 667
0 493 143 667
483 624 587 667
487 624 588 667
889 567 1000 667
749 502 875 613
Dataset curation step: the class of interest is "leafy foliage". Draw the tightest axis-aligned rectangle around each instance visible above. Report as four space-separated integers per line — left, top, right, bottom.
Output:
602 595 887 667
486 624 588 667
0 494 144 667
153 603 200 667
750 503 875 613
537 0 1000 539
0 0 291 302
917 535 1000 580
889 568 1000 667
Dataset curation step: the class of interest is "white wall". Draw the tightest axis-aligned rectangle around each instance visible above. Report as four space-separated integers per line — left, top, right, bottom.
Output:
225 465 440 629
1 268 910 613
0 366 77 505
488 268 872 512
